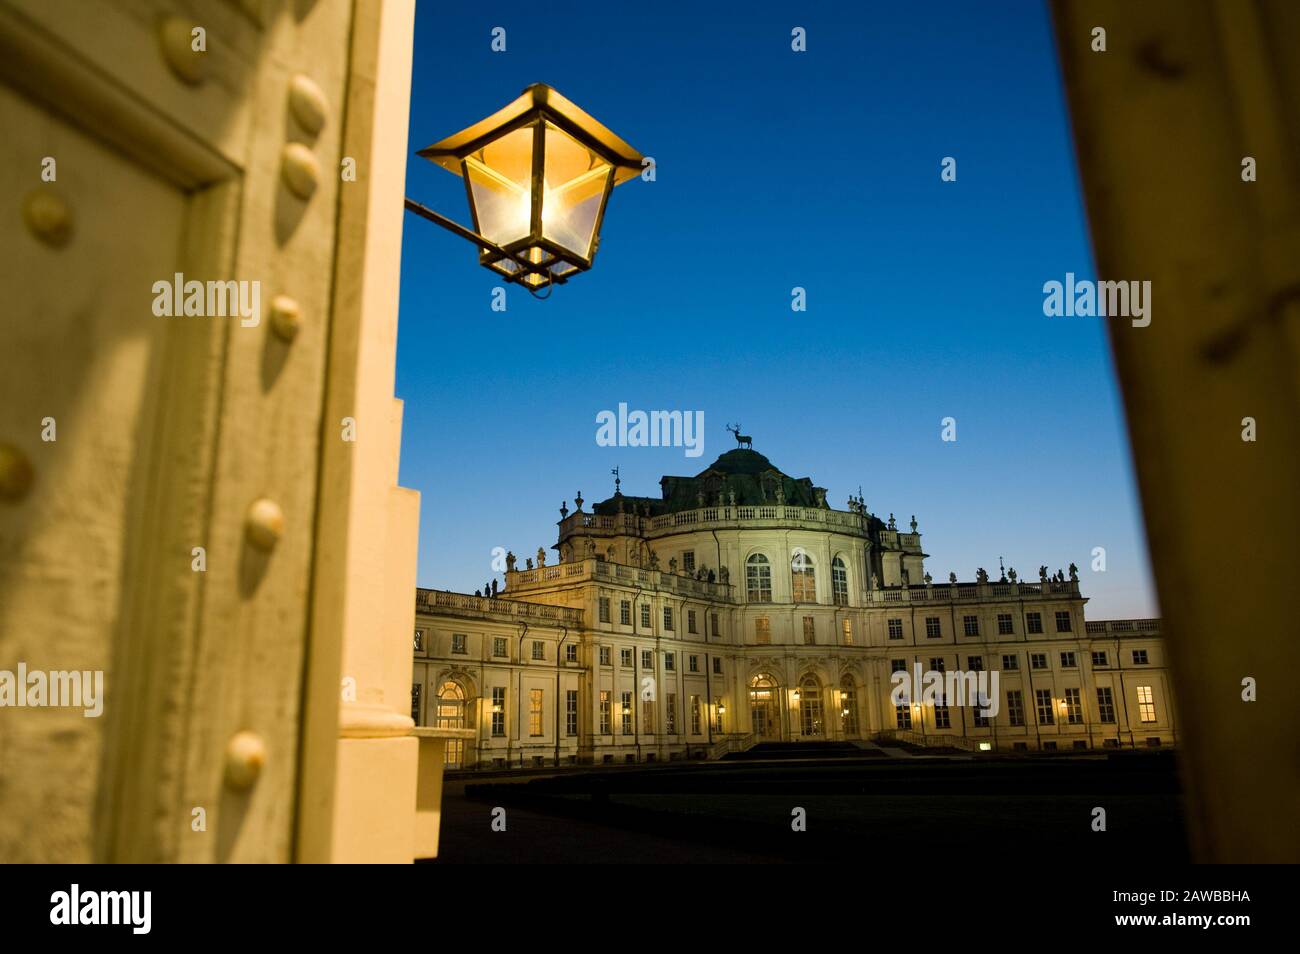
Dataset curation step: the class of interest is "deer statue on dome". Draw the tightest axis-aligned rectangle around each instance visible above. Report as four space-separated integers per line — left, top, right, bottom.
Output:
725 423 752 449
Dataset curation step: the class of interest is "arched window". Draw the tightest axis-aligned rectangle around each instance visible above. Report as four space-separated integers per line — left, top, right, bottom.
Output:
798 675 823 737
791 550 816 602
436 681 466 767
749 674 778 738
840 677 860 736
746 553 772 602
832 556 849 606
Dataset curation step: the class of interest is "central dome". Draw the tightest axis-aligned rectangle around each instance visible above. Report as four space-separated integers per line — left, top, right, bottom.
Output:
698 448 778 478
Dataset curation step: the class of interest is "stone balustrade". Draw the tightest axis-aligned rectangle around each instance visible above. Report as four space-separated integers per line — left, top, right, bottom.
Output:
867 580 1083 604
1084 618 1162 636
415 587 584 626
505 557 734 601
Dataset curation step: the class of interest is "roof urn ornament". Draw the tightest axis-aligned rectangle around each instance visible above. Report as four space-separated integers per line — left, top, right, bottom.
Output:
560 501 569 519
888 513 896 530
910 515 918 533
949 572 957 585
575 491 584 511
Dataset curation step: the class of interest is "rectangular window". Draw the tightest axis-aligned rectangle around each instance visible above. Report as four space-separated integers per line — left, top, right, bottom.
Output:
413 629 424 651
1092 651 1108 668
565 643 578 663
598 596 611 623
754 617 771 645
1002 654 1019 670
929 657 946 673
963 615 979 637
895 705 912 729
452 633 467 654
1030 652 1048 670
683 551 695 574
641 649 653 670
888 618 904 640
411 683 421 724
690 695 702 735
531 640 544 661
1132 649 1149 665
599 645 611 666
1055 610 1073 633
663 607 674 631
688 610 698 634
621 692 633 734
712 657 722 675
493 636 508 658
1064 687 1082 724
620 600 631 626
1035 689 1055 725
711 613 720 637
890 659 907 673
664 652 675 672
803 616 816 644
934 698 951 729
997 613 1013 635
973 702 990 728
566 690 578 736
1096 687 1116 724
529 689 543 737
1026 612 1043 634
1007 690 1025 726
642 698 655 734
620 647 633 668
640 603 651 629
1060 652 1077 669
925 616 941 639
967 655 984 671
842 619 854 646
1137 685 1156 723
491 687 505 736
714 697 725 733
599 690 611 734
688 654 699 673
666 693 677 734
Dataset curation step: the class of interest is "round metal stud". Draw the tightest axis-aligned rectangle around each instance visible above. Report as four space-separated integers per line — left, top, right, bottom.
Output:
288 74 328 136
0 443 34 501
269 295 301 342
158 16 207 85
281 143 320 200
223 730 266 790
245 497 284 551
23 190 73 248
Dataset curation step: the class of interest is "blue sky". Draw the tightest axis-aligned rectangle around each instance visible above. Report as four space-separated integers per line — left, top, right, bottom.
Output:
396 0 1159 619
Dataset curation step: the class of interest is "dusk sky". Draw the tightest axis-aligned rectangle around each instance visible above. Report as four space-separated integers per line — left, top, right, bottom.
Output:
396 0 1159 619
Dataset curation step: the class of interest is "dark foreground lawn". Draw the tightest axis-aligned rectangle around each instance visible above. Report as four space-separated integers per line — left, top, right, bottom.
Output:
429 752 1188 864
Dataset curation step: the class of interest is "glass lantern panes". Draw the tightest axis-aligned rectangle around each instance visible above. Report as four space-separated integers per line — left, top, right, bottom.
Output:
541 122 613 261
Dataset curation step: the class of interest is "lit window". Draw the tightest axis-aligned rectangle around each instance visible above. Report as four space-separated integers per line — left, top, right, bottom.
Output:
690 695 702 735
665 693 677 734
621 691 633 734
791 552 816 602
842 619 853 646
529 689 543 736
566 690 578 736
754 616 771 645
1137 685 1156 723
746 554 772 602
491 687 505 736
599 690 611 734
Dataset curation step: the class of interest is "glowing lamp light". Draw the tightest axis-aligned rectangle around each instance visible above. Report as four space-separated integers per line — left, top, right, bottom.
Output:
415 84 644 293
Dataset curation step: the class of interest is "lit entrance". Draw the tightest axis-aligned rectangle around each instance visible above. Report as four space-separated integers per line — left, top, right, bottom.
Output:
436 681 466 767
749 675 779 739
798 676 823 737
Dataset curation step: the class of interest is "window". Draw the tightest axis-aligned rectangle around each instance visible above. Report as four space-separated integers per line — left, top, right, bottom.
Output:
967 655 984 671
620 600 631 625
641 649 653 669
832 556 849 605
410 683 421 724
491 687 505 736
1132 649 1149 665
714 697 725 733
598 597 611 623
683 550 695 574
1030 652 1048 670
642 698 655 734
452 633 467 654
565 643 578 663
973 701 990 728
711 613 720 637
1137 685 1156 722
798 678 823 736
746 554 772 602
925 616 941 638
493 636 508 658
890 659 907 673
599 645 611 666
640 603 651 628
528 689 543 737
620 647 633 668
599 690 611 734
688 610 698 634
802 616 816 644
1035 689 1055 725
1092 651 1108 667
712 657 722 675
997 613 1013 635
666 693 677 734
1096 687 1116 724
754 616 771 645
664 652 675 672
1060 652 1077 669
963 615 979 637
690 695 702 735
663 607 674 631
413 629 424 651
791 552 816 602
688 654 699 673
1064 688 1082 724
840 680 859 735
842 619 853 646
888 618 904 640
895 705 912 729
531 640 544 661
1055 610 1073 633
1026 612 1043 634
566 690 578 735
621 692 633 734
934 696 951 728
929 657 946 673
1002 654 1019 670
1007 690 1025 726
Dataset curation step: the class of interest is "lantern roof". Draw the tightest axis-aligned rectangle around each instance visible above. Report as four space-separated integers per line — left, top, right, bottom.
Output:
417 83 644 186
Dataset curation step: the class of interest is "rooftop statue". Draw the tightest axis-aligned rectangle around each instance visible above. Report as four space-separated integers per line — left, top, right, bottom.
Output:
1069 562 1079 581
536 547 546 567
976 567 989 584
725 423 752 449
505 550 517 572
910 515 918 533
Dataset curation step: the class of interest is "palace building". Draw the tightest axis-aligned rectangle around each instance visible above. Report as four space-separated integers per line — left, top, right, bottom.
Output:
411 443 1176 769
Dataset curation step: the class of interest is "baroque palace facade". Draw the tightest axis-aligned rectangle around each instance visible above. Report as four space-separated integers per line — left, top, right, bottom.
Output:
411 446 1177 769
